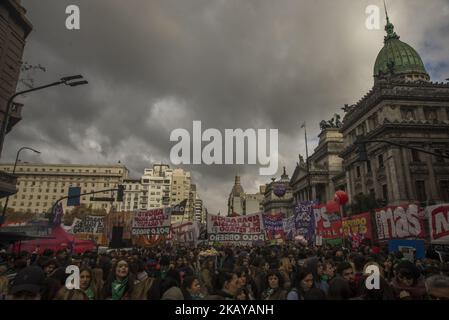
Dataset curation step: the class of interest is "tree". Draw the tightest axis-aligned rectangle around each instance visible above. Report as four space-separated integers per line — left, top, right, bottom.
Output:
2 207 36 223
349 193 384 216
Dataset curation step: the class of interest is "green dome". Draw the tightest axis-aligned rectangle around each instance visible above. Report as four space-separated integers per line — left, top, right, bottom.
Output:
373 18 429 80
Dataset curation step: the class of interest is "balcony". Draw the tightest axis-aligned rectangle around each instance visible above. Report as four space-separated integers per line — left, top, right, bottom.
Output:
0 170 18 198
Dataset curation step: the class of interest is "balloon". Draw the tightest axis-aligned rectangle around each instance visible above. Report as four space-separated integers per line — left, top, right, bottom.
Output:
334 190 349 205
326 200 340 213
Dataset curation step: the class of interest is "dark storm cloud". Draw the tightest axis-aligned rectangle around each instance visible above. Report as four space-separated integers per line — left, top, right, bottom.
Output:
3 0 449 213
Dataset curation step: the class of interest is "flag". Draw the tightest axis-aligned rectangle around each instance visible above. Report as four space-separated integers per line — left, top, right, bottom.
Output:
52 202 64 226
172 199 187 215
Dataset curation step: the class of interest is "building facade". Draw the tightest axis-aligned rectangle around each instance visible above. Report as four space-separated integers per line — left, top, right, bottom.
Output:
340 16 449 206
290 124 346 204
118 164 195 221
262 168 293 216
227 176 264 216
0 0 32 202
0 163 129 215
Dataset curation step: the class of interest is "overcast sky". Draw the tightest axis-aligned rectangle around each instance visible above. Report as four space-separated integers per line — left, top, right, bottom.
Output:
3 0 449 214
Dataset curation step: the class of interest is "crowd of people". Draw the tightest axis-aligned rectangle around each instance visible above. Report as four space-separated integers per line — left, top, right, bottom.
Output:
1 242 449 300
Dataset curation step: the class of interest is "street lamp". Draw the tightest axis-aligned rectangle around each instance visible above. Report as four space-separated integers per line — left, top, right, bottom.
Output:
0 75 88 158
1 147 41 224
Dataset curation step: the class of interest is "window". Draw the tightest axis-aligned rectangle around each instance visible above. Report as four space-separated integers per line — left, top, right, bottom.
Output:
411 149 421 162
367 160 372 174
434 149 445 163
356 166 361 178
415 181 427 202
382 184 388 202
378 154 384 168
441 180 449 202
29 195 33 200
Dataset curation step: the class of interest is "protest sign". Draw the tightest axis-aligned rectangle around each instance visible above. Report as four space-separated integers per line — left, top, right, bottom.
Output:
375 204 426 241
427 204 449 244
72 216 105 234
131 208 171 236
342 212 373 240
314 205 343 239
294 201 316 243
207 213 265 244
283 216 295 240
263 213 285 240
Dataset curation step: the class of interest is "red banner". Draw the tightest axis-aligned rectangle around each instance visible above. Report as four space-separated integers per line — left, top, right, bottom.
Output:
427 204 449 244
314 205 343 239
342 212 373 240
374 203 426 241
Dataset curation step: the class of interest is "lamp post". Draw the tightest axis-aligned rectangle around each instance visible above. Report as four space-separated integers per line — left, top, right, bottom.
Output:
301 122 312 201
1 146 41 225
0 75 88 158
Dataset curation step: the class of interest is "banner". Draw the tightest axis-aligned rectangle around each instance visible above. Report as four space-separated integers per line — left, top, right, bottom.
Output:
427 204 449 244
207 213 265 244
263 213 285 240
172 199 187 215
342 212 373 240
131 208 171 236
169 221 200 247
375 204 426 241
283 216 295 240
314 205 343 239
294 201 316 243
72 216 105 234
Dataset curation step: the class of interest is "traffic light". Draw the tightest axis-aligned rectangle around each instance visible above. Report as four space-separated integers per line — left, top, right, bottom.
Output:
116 185 124 202
355 139 368 162
67 187 81 206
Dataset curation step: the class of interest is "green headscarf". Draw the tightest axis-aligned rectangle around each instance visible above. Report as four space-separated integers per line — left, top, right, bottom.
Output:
112 278 128 300
85 287 95 300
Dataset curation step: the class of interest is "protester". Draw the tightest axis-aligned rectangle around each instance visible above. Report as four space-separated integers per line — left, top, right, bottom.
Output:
212 271 240 300
102 259 135 300
6 266 45 300
287 267 315 300
79 267 101 300
261 270 287 300
181 276 204 300
425 275 449 300
391 260 427 300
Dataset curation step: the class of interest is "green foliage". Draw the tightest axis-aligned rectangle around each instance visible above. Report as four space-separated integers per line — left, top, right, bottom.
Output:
63 204 107 226
349 193 385 216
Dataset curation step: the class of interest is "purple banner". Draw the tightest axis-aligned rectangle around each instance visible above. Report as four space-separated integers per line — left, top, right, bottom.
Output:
294 201 316 243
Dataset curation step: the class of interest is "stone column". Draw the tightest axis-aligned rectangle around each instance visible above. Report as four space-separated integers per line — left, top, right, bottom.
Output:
425 150 441 202
401 148 414 201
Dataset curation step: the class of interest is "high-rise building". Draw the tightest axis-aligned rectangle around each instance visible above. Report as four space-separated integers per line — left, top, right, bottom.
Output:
118 164 195 221
0 163 129 215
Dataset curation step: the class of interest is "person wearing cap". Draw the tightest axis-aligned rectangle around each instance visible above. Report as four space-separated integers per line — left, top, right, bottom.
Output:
6 266 45 300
